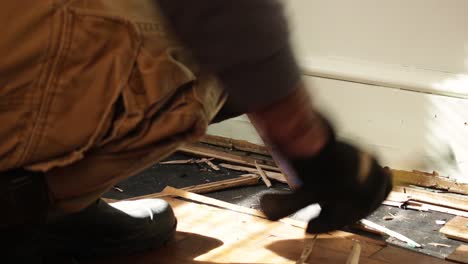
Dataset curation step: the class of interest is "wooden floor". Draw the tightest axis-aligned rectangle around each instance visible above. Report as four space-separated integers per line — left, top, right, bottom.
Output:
90 189 457 264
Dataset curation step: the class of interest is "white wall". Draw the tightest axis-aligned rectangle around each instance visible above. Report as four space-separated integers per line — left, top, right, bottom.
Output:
287 0 468 75
208 0 468 183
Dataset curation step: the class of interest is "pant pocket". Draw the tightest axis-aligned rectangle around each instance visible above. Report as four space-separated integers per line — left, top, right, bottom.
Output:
98 43 225 152
26 7 142 171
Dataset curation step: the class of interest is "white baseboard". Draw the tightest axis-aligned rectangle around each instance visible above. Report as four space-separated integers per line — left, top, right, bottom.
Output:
300 56 468 99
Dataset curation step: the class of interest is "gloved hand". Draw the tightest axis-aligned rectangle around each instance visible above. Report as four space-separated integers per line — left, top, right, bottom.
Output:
260 119 392 234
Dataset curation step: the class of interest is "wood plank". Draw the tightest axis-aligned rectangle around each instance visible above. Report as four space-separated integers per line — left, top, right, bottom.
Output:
126 175 260 201
383 200 468 217
360 219 422 248
219 163 287 183
160 186 268 218
447 245 468 264
390 187 468 211
157 186 307 229
391 170 468 195
179 143 281 172
255 161 272 188
200 134 271 156
440 216 468 243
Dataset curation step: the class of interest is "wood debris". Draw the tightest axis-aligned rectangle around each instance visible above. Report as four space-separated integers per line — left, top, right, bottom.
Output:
200 134 271 156
175 137 468 254
200 158 220 171
190 137 468 195
428 243 451 248
159 159 195 165
219 163 287 183
255 161 272 188
142 186 307 229
127 175 260 201
360 219 422 248
113 186 124 193
179 143 281 172
160 158 220 171
383 216 394 221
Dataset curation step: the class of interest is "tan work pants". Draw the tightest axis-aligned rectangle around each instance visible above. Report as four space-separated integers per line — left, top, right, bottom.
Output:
0 1 226 213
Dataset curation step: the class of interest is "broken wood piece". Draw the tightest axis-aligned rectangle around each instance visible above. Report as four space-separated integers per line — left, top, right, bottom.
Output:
428 243 451 248
439 216 468 243
255 161 272 188
219 163 287 183
200 158 220 171
183 174 260 193
200 134 271 156
346 241 362 264
383 216 394 221
360 219 422 248
158 186 307 229
113 186 124 193
159 159 195 165
447 245 468 264
179 143 281 172
296 235 317 264
160 158 220 170
127 175 260 201
350 222 386 236
161 186 267 218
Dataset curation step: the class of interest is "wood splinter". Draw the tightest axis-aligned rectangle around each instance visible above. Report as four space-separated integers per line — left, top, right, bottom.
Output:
199 158 220 171
255 161 272 188
219 163 287 183
160 158 220 171
126 175 260 201
360 219 422 248
346 241 362 264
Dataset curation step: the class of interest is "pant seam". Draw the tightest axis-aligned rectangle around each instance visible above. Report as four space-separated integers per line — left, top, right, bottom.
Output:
16 6 68 168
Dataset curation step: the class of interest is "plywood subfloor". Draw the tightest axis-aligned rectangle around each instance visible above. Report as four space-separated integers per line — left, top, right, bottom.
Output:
88 195 455 264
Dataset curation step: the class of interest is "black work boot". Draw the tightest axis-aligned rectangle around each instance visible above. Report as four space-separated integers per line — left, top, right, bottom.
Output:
1 169 49 262
1 169 177 260
43 198 177 258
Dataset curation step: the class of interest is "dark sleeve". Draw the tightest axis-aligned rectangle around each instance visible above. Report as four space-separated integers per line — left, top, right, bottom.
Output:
157 0 301 112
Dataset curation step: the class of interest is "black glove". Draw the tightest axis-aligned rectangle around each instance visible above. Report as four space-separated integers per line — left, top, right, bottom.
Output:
260 119 392 234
